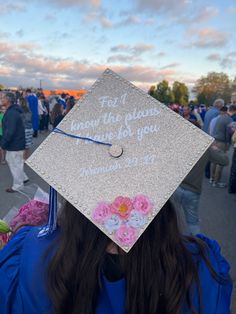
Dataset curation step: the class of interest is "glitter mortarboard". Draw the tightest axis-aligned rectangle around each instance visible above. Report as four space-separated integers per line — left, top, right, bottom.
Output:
26 69 213 252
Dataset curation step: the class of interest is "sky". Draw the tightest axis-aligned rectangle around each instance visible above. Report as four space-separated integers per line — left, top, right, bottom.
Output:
0 0 236 92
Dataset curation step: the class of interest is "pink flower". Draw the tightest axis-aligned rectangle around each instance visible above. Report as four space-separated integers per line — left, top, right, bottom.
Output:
111 196 133 219
92 202 111 224
133 195 152 215
115 225 137 246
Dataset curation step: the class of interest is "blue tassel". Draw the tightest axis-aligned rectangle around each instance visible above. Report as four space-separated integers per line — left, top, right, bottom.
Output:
38 186 57 237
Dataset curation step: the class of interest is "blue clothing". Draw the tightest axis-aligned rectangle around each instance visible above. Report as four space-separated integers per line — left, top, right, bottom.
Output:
203 107 219 133
27 94 39 131
1 105 25 151
58 98 66 109
231 114 236 122
0 227 232 314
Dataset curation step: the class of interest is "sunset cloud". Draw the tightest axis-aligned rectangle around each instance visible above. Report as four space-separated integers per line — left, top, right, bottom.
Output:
0 1 234 91
187 28 229 48
0 41 177 90
83 12 113 28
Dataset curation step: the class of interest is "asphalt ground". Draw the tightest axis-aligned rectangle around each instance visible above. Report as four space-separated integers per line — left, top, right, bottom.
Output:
0 131 235 312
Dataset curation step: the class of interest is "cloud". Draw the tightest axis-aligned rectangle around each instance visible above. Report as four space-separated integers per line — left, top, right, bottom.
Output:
187 28 229 48
176 6 219 24
0 32 10 38
107 54 141 63
83 12 113 28
160 63 180 70
40 0 100 8
118 15 141 26
0 40 178 90
44 14 57 21
206 52 236 69
0 2 26 14
206 53 221 61
135 0 188 14
110 43 154 56
144 18 156 25
16 29 24 38
110 44 130 53
0 41 40 54
226 6 236 15
133 43 154 55
191 6 219 23
156 52 166 58
220 52 236 68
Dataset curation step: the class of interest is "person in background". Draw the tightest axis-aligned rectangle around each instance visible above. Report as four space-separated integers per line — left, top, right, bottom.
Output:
210 106 232 188
203 98 224 179
1 92 28 193
228 104 236 122
19 96 33 161
192 105 204 128
182 106 201 128
50 103 64 128
228 125 236 193
65 96 75 115
0 103 6 164
38 94 47 132
199 104 207 122
43 96 50 131
173 145 229 235
203 98 224 134
173 113 229 235
58 93 67 110
26 89 39 138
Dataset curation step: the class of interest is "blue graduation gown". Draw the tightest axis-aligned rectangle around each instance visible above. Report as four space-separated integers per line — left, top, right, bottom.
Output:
27 95 39 131
0 227 232 314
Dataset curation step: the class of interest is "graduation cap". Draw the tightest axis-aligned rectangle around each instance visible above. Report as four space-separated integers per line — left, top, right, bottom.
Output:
26 69 213 252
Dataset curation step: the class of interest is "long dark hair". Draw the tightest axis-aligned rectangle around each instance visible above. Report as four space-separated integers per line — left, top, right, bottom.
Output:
47 200 218 314
50 103 63 125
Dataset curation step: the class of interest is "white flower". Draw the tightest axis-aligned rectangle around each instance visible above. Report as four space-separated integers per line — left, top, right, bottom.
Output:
104 214 121 234
127 210 147 228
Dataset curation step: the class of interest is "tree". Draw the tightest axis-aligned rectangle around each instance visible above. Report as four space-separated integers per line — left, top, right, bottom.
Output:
148 85 156 97
193 72 232 106
0 84 4 91
151 80 174 104
172 81 189 106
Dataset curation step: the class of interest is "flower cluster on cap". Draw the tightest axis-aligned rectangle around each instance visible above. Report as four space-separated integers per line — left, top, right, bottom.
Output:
92 195 152 247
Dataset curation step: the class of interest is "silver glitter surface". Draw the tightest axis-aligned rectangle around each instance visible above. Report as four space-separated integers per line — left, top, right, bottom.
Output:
26 68 214 252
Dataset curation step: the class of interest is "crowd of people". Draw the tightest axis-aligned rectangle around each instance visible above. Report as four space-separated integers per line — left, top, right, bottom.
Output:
169 100 236 192
0 89 234 313
0 89 75 192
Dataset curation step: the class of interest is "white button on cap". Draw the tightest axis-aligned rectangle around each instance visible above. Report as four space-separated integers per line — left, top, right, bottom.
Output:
109 145 123 158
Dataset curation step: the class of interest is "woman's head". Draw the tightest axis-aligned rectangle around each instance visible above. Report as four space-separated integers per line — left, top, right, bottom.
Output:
19 97 29 113
47 199 203 314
